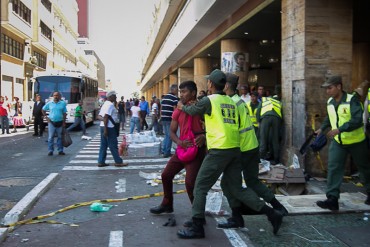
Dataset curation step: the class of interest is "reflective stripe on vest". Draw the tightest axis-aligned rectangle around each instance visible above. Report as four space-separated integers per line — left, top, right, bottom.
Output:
327 93 365 145
231 94 259 152
246 102 258 127
205 94 240 149
260 97 282 118
239 125 254 134
236 99 244 107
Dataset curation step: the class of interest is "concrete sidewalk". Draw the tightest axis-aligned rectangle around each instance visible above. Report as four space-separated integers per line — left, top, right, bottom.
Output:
0 126 32 138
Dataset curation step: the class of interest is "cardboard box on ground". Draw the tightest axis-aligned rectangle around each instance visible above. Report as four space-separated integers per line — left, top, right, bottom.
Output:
258 155 306 196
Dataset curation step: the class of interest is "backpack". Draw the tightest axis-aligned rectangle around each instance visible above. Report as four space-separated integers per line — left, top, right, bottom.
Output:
310 133 327 152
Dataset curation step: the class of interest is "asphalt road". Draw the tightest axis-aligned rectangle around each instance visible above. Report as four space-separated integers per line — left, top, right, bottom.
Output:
1 121 369 247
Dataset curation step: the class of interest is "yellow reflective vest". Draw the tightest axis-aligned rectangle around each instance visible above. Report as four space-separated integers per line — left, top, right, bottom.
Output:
260 97 282 118
205 94 240 149
231 95 259 152
327 93 366 145
246 102 258 128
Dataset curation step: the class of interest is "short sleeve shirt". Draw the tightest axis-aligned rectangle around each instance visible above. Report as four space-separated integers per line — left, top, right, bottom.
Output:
99 101 115 128
152 103 158 114
75 105 83 117
131 106 141 118
42 100 67 122
0 102 7 116
161 93 179 122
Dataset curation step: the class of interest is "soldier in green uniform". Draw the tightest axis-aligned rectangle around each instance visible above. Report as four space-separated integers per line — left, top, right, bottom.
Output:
256 90 283 164
316 75 370 210
176 70 283 239
246 91 259 134
216 73 288 229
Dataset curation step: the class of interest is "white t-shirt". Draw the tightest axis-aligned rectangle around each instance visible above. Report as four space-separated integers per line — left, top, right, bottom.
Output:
99 101 115 127
241 94 251 103
131 106 141 118
151 103 158 114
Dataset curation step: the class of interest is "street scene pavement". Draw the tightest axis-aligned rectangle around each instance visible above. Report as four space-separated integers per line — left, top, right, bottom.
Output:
0 119 369 247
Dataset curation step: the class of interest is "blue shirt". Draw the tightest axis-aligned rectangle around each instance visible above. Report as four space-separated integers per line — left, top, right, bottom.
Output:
139 100 150 114
43 100 67 122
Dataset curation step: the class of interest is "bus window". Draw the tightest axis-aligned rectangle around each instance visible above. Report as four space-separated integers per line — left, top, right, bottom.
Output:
70 78 81 103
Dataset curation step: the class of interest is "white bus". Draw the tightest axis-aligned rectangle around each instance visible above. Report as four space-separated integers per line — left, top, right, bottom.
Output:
32 70 99 124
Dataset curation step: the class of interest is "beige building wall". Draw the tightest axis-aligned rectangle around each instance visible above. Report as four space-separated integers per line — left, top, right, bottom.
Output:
281 0 353 175
163 77 169 95
178 67 194 84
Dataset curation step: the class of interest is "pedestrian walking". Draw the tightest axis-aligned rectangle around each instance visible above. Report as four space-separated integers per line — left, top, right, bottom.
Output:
129 99 141 134
42 91 67 156
97 90 127 167
149 98 160 133
139 96 150 130
160 84 179 157
176 69 283 239
0 96 10 134
66 100 86 135
11 96 22 133
32 95 45 137
315 75 370 209
118 96 126 130
125 99 131 117
150 81 206 222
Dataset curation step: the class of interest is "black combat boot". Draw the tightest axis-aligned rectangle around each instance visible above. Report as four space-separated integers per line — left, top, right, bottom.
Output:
365 193 370 205
240 203 261 215
177 217 205 239
183 218 206 227
149 204 174 214
316 196 339 211
260 205 283 235
270 197 289 216
217 207 245 229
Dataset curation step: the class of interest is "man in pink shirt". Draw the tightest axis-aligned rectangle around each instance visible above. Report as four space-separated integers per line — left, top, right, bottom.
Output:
150 81 206 227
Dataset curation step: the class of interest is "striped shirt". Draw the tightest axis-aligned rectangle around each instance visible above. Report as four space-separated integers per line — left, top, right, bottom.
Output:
160 93 179 122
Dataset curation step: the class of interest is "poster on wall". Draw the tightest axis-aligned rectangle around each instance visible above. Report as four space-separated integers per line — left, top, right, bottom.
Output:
221 52 249 73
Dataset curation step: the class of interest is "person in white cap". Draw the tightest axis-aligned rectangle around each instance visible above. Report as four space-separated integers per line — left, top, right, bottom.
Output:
97 90 127 167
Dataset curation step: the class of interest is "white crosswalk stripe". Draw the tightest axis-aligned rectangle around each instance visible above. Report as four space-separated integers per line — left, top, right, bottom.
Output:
66 133 168 171
63 164 166 171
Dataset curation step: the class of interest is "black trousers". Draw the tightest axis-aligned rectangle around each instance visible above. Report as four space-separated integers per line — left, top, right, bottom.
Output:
140 111 148 130
34 115 44 135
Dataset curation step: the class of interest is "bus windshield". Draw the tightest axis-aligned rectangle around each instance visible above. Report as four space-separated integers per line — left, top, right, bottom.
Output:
35 76 81 103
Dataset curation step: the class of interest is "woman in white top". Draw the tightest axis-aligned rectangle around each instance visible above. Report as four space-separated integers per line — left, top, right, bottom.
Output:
130 99 141 134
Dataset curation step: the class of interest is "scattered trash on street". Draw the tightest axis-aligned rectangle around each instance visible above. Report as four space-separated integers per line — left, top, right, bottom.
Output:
90 202 113 212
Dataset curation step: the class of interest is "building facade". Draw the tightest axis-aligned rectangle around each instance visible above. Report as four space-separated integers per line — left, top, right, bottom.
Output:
1 0 104 102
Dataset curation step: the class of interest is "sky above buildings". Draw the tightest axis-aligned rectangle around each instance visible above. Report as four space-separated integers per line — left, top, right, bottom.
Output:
89 1 154 99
